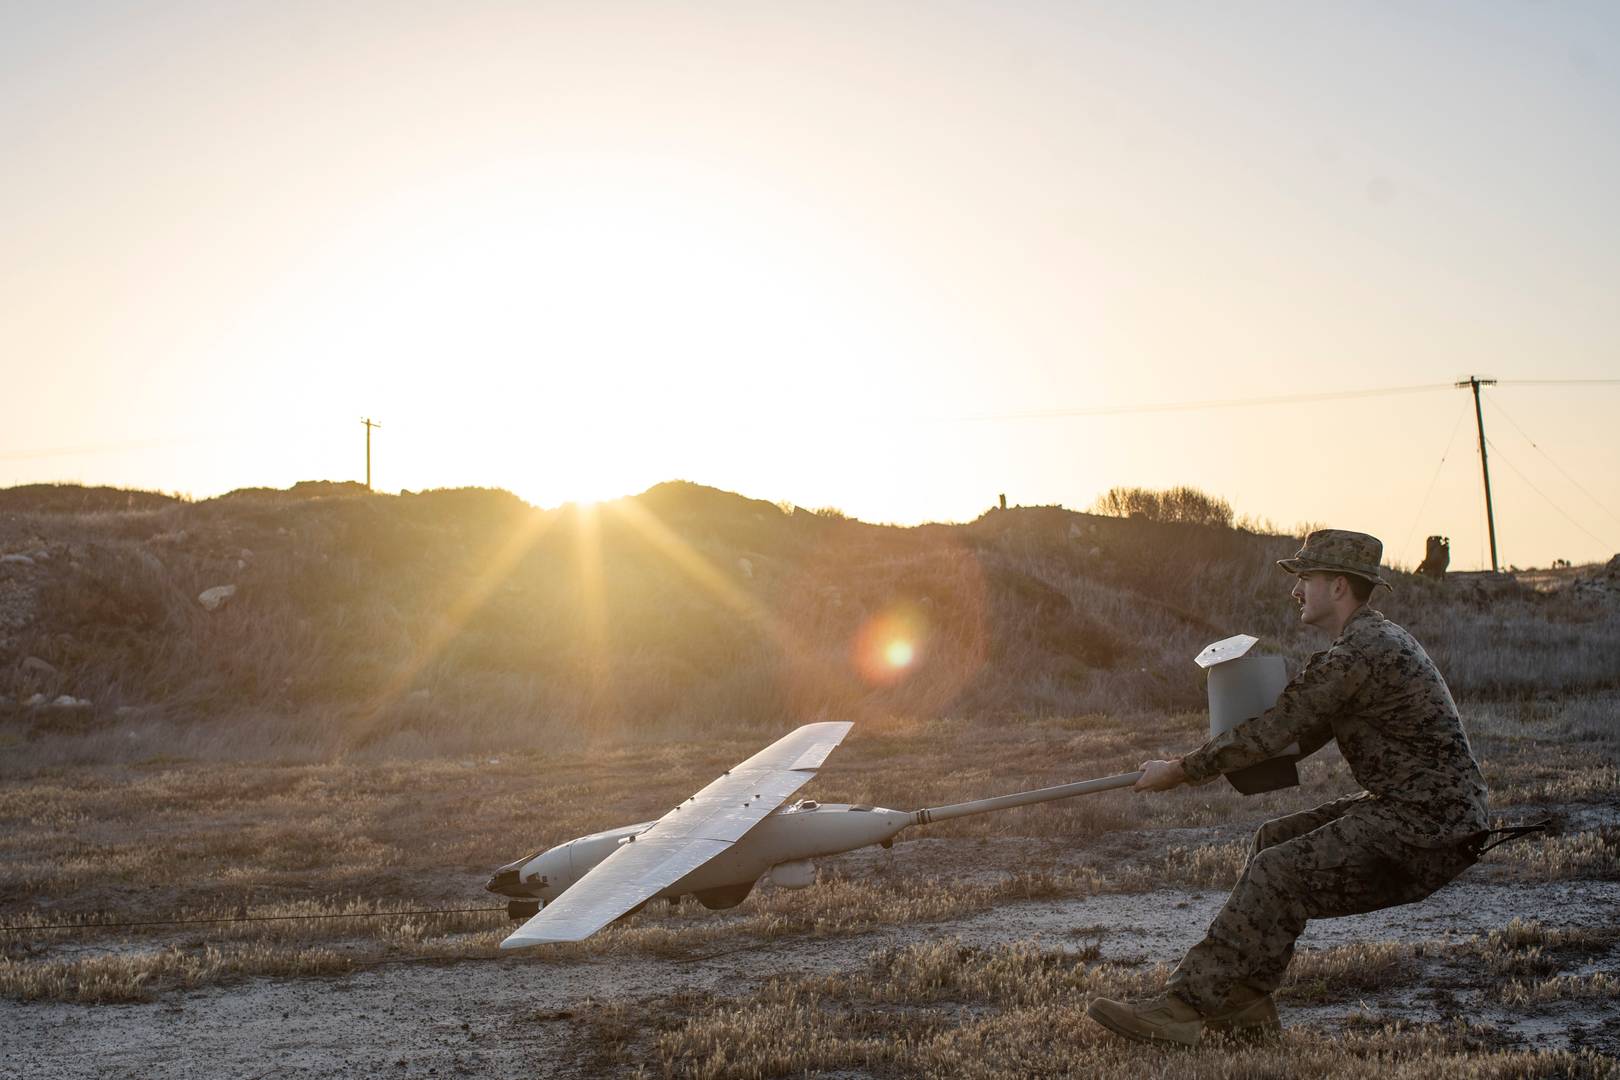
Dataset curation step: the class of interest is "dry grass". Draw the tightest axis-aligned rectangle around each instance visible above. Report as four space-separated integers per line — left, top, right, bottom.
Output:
2 692 1614 1005
5 482 1617 764
0 942 354 1004
1278 918 1620 1006
1492 764 1619 805
4 484 1618 1074
1494 973 1620 1006
1481 828 1620 882
605 939 1620 1079
0 866 1190 1003
1280 940 1416 1003
1481 917 1619 953
609 926 1620 1075
642 940 1165 1079
1158 840 1250 887
0 895 505 1003
1468 919 1620 988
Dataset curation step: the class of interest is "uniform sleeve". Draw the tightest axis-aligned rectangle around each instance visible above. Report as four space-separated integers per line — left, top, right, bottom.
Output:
1180 643 1369 783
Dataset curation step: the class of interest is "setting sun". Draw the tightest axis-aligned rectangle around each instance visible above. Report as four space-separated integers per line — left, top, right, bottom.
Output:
4 7 1617 1070
3 4 1616 567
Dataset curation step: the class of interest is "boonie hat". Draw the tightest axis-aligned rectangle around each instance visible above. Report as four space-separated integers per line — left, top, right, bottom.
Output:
1277 529 1391 590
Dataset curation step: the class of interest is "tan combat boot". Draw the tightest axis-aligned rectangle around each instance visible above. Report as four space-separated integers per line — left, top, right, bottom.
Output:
1085 993 1206 1047
1205 986 1282 1041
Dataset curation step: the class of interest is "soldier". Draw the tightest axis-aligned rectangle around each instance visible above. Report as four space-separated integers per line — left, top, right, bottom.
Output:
1087 529 1489 1047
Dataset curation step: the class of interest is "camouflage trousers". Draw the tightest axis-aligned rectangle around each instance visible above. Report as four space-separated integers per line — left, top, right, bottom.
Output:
1165 793 1476 1016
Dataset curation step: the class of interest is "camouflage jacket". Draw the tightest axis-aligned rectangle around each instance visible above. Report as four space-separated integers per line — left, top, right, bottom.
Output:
1180 608 1489 846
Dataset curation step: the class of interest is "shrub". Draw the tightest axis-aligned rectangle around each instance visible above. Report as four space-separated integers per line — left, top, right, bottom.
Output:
1092 486 1234 528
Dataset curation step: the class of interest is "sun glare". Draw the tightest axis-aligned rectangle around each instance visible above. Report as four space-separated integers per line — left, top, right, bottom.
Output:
853 607 929 687
278 162 932 514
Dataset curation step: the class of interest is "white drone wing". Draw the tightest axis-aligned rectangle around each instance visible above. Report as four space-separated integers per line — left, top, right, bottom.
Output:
500 721 852 949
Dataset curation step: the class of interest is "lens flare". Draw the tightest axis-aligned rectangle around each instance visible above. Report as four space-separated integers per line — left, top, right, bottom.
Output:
782 533 990 719
853 607 927 686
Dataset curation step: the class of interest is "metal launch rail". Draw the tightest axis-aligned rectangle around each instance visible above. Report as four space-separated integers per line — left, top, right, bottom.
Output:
911 770 1145 825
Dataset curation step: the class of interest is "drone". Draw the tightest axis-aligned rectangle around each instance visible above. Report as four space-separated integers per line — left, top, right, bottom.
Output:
486 636 1296 950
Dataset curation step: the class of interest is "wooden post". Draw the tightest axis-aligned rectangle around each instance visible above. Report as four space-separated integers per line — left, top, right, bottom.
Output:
1455 378 1498 571
361 417 382 490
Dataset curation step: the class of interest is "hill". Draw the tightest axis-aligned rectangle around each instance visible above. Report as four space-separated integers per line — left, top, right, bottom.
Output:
1 480 1616 760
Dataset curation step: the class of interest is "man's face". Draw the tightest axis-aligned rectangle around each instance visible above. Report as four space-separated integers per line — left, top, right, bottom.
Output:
1290 571 1338 628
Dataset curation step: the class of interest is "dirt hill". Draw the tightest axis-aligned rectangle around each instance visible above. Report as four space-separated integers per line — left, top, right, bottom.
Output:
1 481 1615 759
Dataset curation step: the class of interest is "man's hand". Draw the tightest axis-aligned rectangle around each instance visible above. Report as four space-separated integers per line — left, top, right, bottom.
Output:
1133 758 1188 793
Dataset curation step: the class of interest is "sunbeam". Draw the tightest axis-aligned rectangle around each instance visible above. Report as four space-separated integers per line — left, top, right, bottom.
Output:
358 506 561 731
572 501 609 701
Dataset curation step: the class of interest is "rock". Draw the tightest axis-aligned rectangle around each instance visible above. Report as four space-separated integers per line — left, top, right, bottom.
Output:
0 554 34 566
21 656 58 677
51 695 90 708
24 693 46 707
198 585 237 611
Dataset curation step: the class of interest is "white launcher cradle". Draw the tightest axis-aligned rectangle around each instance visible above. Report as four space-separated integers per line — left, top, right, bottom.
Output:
1196 634 1296 795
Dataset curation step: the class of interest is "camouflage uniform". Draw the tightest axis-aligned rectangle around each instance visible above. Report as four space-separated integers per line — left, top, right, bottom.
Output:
1165 537 1489 1016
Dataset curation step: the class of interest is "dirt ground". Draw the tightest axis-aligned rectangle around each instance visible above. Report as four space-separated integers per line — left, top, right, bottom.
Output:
6 831 1618 1079
4 701 1617 1077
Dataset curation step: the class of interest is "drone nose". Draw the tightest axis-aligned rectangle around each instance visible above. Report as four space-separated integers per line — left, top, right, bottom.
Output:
486 867 525 897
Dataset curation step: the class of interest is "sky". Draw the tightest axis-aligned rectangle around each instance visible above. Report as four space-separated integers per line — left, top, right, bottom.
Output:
3 1 1618 570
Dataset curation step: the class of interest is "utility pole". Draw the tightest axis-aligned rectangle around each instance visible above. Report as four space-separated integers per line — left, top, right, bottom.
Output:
361 417 382 495
1455 377 1498 571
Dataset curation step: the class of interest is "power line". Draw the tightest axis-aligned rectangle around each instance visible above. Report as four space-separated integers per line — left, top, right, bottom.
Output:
1484 437 1613 552
0 419 343 463
1400 397 1471 566
3 382 1614 461
953 381 1454 421
1498 379 1620 386
0 905 505 934
0 434 230 463
1484 390 1620 534
955 376 1620 422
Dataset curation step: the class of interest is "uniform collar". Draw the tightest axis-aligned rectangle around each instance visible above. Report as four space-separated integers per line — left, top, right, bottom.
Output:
1335 606 1384 642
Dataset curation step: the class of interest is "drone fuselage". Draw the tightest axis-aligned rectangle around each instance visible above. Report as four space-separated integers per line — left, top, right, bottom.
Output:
488 800 911 908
